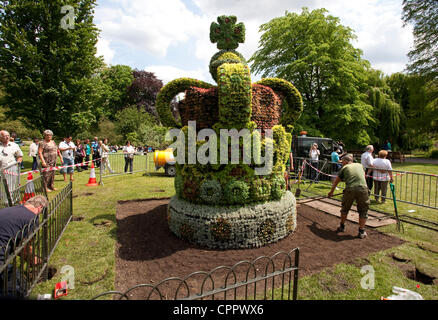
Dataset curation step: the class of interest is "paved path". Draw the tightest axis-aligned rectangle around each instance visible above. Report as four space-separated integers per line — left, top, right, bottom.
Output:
297 197 397 228
404 157 438 165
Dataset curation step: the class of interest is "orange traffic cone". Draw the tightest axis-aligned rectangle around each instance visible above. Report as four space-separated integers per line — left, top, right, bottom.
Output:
86 162 99 186
21 172 36 203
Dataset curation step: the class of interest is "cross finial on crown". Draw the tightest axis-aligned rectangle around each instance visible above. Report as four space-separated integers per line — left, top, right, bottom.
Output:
210 15 245 50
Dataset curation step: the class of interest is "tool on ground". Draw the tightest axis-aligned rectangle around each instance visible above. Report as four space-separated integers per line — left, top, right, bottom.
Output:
295 161 307 197
298 193 343 204
390 183 403 232
295 167 302 197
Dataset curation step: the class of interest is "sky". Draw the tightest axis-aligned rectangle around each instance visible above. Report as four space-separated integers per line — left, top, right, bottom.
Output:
94 0 414 84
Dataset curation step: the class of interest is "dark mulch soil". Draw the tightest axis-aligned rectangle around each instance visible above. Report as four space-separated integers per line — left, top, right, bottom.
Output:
115 198 404 300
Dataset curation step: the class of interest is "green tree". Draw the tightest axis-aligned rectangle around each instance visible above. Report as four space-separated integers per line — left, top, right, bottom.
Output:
250 8 373 146
387 73 437 148
114 105 158 142
402 1 438 143
137 124 170 150
362 69 405 149
94 116 120 145
320 101 375 147
99 65 134 120
402 0 438 80
368 87 402 145
0 0 103 136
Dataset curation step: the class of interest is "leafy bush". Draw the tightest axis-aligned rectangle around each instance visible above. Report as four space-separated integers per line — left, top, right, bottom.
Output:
224 180 249 204
174 175 184 198
250 178 271 202
209 49 247 82
216 63 253 130
199 179 223 204
271 174 286 200
94 117 121 144
429 149 438 159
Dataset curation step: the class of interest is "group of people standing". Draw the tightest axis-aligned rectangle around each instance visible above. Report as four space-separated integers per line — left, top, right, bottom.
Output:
361 145 394 204
27 132 118 193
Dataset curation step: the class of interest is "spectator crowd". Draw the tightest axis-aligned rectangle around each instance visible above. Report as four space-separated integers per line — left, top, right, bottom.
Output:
0 130 156 194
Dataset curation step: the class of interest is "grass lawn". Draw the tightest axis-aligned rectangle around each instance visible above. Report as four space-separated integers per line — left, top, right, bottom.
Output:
15 144 438 300
287 161 438 300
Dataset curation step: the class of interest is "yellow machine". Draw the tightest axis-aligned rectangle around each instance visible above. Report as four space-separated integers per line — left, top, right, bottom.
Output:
153 149 176 176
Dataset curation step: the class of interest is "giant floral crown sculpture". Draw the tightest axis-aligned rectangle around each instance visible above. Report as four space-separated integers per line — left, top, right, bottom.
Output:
156 15 303 249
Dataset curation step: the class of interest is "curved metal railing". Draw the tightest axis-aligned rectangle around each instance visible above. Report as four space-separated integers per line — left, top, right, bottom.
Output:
92 248 300 300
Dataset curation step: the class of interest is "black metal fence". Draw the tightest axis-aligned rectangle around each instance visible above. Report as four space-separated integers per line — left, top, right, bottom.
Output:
1 162 21 208
0 182 73 298
92 248 300 300
1 162 47 209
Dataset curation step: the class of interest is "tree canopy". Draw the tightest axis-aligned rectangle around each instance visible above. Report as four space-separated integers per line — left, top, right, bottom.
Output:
402 0 438 80
250 8 374 147
402 0 438 137
0 0 103 137
127 70 163 119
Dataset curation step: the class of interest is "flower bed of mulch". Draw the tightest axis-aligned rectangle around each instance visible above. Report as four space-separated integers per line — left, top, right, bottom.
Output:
114 198 404 300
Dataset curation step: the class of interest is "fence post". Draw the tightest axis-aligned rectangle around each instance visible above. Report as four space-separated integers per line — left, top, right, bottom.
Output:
69 182 73 220
293 248 300 300
1 170 13 207
99 155 104 186
144 150 149 175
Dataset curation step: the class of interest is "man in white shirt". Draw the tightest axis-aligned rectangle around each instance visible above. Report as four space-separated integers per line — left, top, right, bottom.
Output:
59 136 76 182
0 130 23 205
360 145 374 190
0 130 23 169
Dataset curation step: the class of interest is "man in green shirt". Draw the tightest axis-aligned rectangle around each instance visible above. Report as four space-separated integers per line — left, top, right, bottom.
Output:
328 154 370 239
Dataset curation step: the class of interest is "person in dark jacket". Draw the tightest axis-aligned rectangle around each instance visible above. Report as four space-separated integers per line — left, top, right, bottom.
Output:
0 196 48 298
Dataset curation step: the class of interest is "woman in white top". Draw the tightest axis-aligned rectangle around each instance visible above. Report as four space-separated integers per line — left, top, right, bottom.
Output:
100 139 114 174
123 141 136 173
372 150 393 203
308 143 320 182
